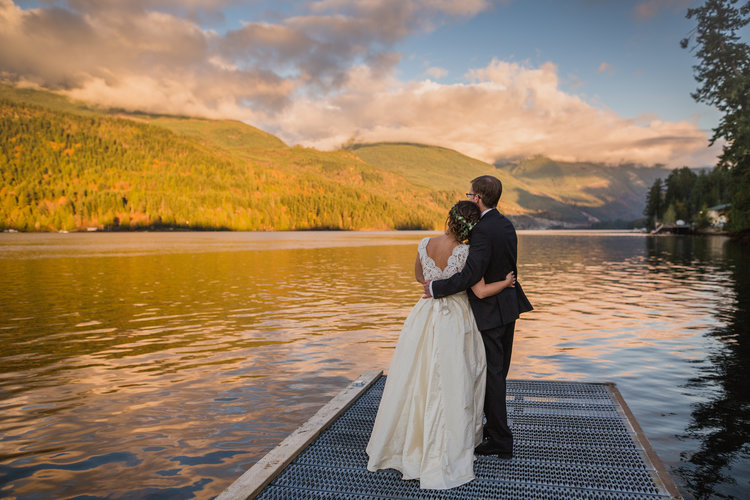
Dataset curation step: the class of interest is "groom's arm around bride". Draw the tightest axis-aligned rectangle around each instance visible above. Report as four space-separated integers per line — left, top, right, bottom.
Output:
425 177 532 331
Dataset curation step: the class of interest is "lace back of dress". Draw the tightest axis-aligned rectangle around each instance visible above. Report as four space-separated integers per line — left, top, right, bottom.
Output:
418 238 469 281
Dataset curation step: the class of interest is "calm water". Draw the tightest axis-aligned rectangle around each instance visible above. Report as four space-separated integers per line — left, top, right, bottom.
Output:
0 231 748 499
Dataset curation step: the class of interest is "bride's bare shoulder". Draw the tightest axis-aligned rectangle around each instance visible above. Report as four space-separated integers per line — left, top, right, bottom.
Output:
425 233 448 250
427 234 452 244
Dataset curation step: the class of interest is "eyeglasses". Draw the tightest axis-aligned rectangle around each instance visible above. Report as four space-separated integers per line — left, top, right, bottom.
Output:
466 192 480 199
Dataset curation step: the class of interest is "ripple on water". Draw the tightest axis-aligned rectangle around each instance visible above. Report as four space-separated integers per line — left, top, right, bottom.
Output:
0 232 747 499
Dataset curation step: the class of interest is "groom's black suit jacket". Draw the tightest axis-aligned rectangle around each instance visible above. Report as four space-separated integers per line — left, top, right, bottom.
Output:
432 209 532 330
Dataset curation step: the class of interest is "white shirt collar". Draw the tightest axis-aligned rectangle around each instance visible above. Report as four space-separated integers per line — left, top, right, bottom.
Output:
481 208 494 218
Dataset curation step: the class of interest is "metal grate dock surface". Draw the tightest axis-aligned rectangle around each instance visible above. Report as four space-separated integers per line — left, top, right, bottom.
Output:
220 373 681 499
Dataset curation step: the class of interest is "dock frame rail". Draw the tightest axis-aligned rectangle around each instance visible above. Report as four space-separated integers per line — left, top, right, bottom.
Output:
218 372 682 499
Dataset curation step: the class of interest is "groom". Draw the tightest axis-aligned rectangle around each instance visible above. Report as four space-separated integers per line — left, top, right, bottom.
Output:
423 175 532 458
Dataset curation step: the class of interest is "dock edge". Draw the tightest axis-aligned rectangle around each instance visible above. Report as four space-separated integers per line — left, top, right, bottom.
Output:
216 369 383 500
604 382 683 499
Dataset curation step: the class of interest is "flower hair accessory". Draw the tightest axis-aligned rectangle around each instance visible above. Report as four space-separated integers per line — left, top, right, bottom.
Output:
451 205 476 241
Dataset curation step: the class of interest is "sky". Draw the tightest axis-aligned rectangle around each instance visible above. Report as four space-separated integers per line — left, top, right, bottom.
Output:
0 0 728 168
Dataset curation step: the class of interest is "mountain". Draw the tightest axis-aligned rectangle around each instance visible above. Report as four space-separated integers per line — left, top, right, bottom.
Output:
0 85 450 231
1 84 668 231
495 157 672 227
350 144 672 228
345 143 524 213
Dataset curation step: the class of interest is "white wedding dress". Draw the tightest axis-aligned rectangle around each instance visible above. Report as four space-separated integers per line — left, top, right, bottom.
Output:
366 237 487 490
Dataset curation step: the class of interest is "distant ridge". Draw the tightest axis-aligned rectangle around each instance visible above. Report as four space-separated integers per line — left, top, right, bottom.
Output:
495 156 672 225
350 143 672 228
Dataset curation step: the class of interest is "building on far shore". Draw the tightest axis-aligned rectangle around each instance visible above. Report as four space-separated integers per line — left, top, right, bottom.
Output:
651 221 692 235
707 203 730 229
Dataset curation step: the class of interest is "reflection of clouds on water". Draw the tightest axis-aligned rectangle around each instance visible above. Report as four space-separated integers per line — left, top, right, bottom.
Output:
513 235 726 381
0 233 425 498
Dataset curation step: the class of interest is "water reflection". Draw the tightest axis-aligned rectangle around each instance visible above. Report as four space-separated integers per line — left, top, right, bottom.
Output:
647 237 750 499
0 231 748 499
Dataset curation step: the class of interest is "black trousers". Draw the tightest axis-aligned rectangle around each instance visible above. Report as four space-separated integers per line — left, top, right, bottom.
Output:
481 321 515 450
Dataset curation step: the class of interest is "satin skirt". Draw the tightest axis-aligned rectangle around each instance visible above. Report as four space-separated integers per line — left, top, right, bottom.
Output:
366 292 486 489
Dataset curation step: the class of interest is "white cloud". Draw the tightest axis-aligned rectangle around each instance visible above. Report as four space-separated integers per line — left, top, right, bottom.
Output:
269 59 716 168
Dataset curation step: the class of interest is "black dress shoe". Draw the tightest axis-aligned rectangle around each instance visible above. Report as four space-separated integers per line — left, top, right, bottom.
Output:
474 440 512 458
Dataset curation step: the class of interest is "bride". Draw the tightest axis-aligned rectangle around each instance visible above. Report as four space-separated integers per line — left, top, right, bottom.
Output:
366 200 515 489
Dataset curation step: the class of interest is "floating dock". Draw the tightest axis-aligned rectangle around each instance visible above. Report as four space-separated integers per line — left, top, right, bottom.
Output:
218 370 682 499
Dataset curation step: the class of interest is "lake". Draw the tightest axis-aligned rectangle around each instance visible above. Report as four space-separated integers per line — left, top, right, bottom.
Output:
0 231 748 499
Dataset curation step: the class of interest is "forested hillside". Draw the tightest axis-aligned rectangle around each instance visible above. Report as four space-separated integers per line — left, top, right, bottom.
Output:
1 84 672 232
0 89 451 231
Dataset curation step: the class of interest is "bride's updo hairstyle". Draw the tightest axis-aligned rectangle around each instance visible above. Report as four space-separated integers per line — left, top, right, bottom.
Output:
447 200 480 243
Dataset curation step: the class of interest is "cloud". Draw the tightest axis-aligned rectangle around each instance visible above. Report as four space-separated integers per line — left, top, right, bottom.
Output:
633 0 692 21
0 0 487 114
271 59 717 168
0 0 717 168
425 66 449 79
597 62 614 75
0 0 290 118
